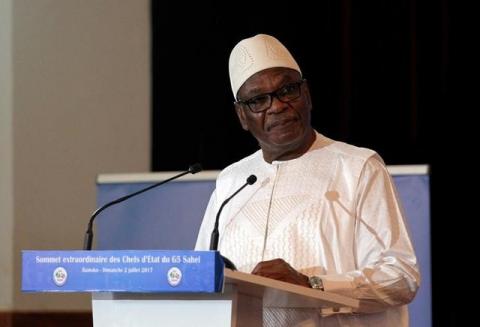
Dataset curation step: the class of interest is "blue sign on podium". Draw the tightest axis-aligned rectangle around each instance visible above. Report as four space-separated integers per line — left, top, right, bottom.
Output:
22 250 224 293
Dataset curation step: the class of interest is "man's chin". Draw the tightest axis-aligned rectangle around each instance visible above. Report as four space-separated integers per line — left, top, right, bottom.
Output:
268 132 305 150
269 125 304 143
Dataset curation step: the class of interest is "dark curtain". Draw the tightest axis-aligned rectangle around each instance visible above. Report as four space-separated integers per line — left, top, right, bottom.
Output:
151 0 441 169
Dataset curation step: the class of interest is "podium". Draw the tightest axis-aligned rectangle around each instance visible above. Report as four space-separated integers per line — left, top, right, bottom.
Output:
22 250 359 327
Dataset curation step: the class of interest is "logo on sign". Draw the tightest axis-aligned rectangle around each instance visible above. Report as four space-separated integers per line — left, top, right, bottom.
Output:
167 267 182 286
53 267 68 286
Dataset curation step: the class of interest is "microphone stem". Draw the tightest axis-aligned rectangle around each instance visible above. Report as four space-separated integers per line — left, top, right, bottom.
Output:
83 169 191 250
209 182 250 251
208 174 256 271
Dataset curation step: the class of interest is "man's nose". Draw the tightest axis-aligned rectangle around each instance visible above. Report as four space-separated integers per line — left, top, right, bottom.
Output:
267 95 288 114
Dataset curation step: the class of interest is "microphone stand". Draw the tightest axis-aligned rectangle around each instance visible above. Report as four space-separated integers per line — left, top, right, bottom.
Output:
209 175 257 270
83 163 202 250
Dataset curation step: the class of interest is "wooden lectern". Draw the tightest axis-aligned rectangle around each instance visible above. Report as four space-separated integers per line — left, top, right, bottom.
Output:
92 269 358 327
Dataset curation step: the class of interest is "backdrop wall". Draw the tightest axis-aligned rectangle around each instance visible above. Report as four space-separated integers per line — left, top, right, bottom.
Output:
0 0 151 312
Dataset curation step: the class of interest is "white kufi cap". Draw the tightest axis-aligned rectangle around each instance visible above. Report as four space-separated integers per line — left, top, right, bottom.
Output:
228 34 301 100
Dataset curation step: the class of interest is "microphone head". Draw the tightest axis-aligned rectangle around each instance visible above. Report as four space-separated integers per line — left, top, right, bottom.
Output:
246 174 257 185
189 163 202 174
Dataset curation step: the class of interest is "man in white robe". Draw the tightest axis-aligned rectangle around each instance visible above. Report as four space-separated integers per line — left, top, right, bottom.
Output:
196 34 420 327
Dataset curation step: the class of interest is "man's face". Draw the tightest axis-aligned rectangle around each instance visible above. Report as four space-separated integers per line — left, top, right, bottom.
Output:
235 67 313 161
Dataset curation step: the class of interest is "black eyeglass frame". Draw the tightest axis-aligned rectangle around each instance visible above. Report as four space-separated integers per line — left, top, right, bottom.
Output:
235 79 307 113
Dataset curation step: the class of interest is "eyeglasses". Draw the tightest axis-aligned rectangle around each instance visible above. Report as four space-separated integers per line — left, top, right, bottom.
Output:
236 79 306 113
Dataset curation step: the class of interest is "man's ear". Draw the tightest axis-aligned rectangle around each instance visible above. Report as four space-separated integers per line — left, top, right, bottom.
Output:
234 103 249 131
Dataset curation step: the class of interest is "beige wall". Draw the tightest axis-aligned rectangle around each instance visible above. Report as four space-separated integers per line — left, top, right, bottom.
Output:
3 0 150 311
0 0 14 311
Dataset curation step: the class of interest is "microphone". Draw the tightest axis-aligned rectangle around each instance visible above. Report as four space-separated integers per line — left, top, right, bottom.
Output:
83 163 202 250
209 174 257 269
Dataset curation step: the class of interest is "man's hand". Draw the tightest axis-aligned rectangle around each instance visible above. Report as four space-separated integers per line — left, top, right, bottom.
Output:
251 258 310 287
